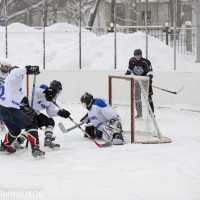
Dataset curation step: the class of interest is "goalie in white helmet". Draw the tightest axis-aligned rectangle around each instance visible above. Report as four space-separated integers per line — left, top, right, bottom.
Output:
0 58 11 134
80 92 124 145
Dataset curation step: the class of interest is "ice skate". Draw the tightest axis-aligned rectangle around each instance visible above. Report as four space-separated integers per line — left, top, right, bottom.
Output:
112 133 124 145
0 141 16 153
44 136 60 150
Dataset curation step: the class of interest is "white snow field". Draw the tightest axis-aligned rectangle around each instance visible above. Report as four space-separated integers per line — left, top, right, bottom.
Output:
0 23 199 70
0 103 200 200
0 23 200 200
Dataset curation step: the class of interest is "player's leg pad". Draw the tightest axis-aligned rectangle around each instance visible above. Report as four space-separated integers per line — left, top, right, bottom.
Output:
102 119 124 145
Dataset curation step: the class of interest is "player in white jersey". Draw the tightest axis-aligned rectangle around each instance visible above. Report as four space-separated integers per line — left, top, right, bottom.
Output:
0 65 40 154
80 92 124 145
15 80 70 156
0 58 11 133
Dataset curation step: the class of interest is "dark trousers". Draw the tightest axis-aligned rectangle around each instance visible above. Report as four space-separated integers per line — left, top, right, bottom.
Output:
0 105 32 145
26 113 55 146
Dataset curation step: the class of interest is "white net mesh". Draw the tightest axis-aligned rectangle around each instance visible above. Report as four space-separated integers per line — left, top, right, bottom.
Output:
109 75 171 144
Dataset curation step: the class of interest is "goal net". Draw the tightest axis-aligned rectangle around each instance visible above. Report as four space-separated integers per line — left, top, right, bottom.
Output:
108 75 171 144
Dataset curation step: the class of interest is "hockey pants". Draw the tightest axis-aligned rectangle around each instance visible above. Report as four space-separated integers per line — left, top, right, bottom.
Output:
0 105 32 146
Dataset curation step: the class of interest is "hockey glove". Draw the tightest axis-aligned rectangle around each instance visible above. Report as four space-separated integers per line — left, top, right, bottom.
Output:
80 113 90 124
57 109 70 118
25 65 40 75
43 88 55 101
20 103 37 119
125 71 131 75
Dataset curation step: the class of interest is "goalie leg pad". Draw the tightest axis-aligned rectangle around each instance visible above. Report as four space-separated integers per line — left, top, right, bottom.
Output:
102 119 124 145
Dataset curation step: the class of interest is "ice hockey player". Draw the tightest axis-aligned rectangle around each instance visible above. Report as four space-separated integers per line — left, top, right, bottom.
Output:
0 65 40 154
80 92 124 145
15 80 71 157
125 49 154 118
0 58 11 133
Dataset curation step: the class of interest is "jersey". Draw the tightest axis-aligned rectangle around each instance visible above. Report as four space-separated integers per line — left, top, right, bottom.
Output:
0 71 9 89
28 84 59 117
87 98 120 131
0 67 26 109
126 57 153 77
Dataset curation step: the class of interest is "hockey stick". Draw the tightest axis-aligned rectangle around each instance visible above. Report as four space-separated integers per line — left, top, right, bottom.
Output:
26 73 37 149
68 116 112 148
153 85 184 95
58 121 85 133
52 101 112 148
31 74 37 107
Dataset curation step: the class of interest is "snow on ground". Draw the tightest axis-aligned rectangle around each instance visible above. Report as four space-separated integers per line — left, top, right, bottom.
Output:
0 103 200 200
0 23 199 71
0 22 200 200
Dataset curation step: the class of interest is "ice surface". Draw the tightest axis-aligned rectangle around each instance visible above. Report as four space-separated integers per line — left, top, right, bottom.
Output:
0 103 200 200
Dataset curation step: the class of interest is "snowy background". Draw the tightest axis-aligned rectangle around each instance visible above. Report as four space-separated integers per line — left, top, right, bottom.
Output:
0 23 200 200
0 23 199 71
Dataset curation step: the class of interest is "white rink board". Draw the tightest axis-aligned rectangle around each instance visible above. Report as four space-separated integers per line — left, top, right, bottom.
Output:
24 70 200 108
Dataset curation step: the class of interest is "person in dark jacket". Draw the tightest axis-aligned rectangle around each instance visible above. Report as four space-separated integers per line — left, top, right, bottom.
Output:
125 49 154 118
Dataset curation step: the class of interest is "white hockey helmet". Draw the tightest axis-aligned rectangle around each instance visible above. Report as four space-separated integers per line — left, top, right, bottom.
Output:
0 58 11 73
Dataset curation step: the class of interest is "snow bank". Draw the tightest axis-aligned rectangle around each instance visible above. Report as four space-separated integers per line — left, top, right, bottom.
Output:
0 23 199 71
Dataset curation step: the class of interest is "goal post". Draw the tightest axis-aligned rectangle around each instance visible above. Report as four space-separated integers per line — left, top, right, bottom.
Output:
108 75 172 144
109 75 135 143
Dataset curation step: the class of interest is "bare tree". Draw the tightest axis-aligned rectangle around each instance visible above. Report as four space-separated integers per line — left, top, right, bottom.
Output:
169 0 182 28
63 0 93 26
115 0 138 25
87 0 101 28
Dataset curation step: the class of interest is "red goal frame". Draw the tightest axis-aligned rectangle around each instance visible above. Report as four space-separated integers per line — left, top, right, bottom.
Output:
108 75 135 143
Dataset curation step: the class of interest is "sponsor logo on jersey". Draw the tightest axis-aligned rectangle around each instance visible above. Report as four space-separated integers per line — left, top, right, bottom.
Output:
0 96 5 101
37 101 47 109
12 100 19 106
134 66 144 75
91 116 97 120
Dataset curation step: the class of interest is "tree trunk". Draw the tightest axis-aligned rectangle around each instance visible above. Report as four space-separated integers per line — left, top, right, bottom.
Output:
177 0 182 28
110 0 116 25
169 0 174 27
87 0 101 29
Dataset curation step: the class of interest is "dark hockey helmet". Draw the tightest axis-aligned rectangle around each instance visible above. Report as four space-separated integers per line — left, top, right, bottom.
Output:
50 80 62 96
80 92 94 110
134 49 142 55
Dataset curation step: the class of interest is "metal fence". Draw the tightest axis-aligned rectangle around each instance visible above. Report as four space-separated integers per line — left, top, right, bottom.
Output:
90 26 197 56
0 23 197 69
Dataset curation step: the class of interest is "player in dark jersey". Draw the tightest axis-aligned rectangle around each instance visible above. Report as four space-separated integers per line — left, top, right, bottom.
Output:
125 49 154 118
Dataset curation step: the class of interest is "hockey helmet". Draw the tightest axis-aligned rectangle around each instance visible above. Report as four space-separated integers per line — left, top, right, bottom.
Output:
80 92 94 109
0 58 11 73
134 49 142 55
50 80 62 96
